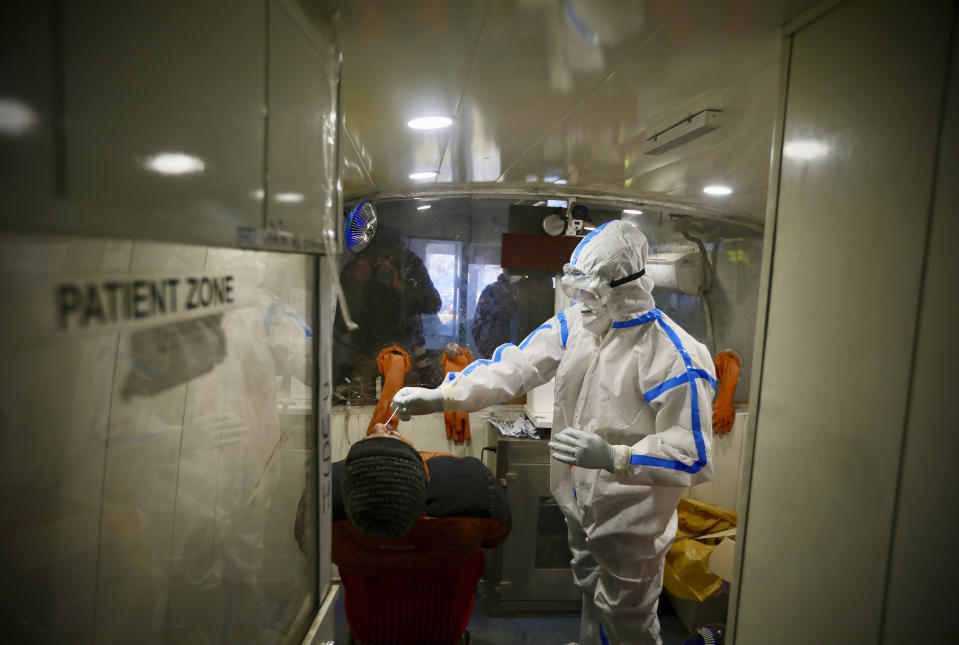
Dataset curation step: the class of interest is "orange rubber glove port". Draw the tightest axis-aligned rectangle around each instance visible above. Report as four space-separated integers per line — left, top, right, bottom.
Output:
366 346 411 436
712 350 741 435
442 347 473 442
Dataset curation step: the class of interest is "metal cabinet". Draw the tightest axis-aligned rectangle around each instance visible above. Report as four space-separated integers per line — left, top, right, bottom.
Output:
486 437 580 613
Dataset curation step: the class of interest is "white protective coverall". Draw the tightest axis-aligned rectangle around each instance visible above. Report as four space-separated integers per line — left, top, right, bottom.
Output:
435 221 715 644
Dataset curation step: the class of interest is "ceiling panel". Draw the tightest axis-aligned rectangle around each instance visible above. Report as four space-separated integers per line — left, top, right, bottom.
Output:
334 0 823 220
499 4 783 216
337 0 490 191
560 58 781 218
436 0 678 186
637 128 776 216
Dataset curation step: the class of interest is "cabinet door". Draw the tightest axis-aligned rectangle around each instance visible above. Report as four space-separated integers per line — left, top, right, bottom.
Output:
500 462 580 603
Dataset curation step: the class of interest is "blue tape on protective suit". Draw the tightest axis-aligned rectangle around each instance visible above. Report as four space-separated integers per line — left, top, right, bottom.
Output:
520 323 552 350
599 621 610 645
569 221 611 266
557 310 569 348
460 323 553 377
264 295 280 332
282 310 313 338
643 369 716 402
627 309 710 474
462 358 493 377
611 309 658 328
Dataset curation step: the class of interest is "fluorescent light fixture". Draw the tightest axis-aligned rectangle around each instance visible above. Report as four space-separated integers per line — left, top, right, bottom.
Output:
547 199 568 208
525 173 539 182
0 98 35 136
554 179 568 185
407 116 453 130
409 171 438 180
417 204 431 211
143 152 205 176
250 189 265 200
275 192 304 203
783 139 829 160
645 109 721 155
703 185 732 196
623 209 643 215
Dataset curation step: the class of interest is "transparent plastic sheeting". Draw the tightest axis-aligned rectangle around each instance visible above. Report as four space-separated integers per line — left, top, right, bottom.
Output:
332 198 763 405
0 236 319 643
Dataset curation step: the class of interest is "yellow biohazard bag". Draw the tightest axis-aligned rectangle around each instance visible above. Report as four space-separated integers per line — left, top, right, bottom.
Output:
662 498 737 602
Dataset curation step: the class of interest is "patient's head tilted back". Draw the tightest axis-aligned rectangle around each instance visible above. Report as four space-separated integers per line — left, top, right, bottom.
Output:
341 436 428 539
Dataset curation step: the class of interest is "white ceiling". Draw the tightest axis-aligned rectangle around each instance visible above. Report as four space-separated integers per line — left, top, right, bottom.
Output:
332 0 819 222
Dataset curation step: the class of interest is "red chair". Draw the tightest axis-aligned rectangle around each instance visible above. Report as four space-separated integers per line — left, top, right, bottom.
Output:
338 551 485 645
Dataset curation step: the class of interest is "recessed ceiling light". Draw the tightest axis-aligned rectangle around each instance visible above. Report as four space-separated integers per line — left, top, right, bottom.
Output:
275 192 304 203
783 139 829 160
417 204 431 210
407 116 453 130
409 171 438 180
143 152 205 175
623 209 643 215
703 185 732 196
0 98 35 135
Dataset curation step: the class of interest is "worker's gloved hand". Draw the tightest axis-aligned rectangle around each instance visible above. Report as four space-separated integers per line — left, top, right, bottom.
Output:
549 428 619 471
391 386 444 420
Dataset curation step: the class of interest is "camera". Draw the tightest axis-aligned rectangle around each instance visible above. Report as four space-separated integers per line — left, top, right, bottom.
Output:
374 262 396 285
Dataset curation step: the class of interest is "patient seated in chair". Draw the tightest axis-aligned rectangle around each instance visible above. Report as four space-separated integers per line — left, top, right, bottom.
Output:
332 423 511 645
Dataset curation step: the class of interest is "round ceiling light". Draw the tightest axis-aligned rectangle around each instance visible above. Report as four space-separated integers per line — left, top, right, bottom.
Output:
407 116 453 130
409 171 438 180
143 152 205 176
703 185 732 195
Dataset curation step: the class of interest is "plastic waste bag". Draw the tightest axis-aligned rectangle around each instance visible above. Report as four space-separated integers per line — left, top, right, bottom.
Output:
663 498 738 602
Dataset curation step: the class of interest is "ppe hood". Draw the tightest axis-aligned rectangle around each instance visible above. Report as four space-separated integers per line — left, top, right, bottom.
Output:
567 220 655 320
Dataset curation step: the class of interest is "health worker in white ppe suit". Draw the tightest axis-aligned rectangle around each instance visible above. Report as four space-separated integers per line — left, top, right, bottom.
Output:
392 220 715 645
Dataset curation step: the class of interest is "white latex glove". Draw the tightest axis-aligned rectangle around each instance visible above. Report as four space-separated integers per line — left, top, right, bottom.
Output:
549 428 627 472
391 386 445 420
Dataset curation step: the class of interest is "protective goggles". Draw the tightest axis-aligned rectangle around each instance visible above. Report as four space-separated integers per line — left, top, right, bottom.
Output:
560 264 646 303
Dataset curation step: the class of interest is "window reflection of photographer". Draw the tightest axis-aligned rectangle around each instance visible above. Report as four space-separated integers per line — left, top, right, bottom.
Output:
471 272 520 359
335 232 443 399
